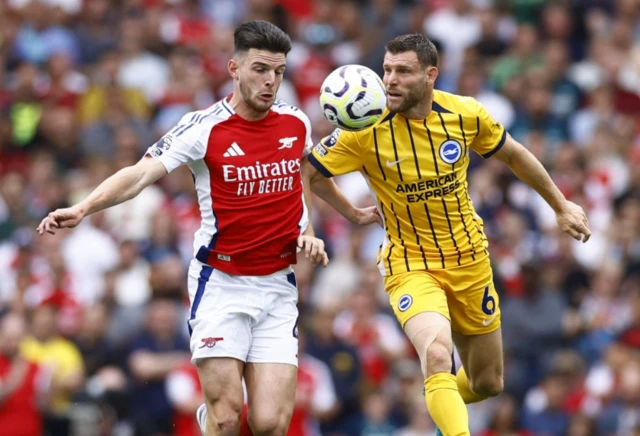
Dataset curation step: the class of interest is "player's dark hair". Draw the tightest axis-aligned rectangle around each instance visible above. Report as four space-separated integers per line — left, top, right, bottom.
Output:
385 34 439 68
234 20 292 55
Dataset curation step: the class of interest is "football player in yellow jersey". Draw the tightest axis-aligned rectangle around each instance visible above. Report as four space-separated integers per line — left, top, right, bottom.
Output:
302 34 591 436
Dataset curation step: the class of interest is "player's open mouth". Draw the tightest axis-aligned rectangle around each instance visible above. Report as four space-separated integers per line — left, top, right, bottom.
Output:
387 92 402 100
259 93 273 101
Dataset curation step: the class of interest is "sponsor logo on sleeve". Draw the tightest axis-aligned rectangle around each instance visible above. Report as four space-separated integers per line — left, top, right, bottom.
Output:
321 129 342 148
314 144 328 157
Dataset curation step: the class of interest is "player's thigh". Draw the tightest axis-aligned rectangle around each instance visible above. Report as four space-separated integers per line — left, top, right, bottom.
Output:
444 257 501 336
404 311 453 376
452 327 504 396
244 362 297 434
187 260 259 363
386 271 452 375
196 357 245 419
247 271 299 367
243 272 299 434
444 257 504 394
385 270 450 329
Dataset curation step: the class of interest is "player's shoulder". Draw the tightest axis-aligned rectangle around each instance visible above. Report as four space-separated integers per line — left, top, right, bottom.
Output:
432 90 483 117
316 108 391 150
372 108 394 129
177 100 234 130
166 100 234 141
270 100 311 129
344 107 394 142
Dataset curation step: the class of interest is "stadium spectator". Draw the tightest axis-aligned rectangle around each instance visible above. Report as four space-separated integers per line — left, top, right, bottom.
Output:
0 0 639 434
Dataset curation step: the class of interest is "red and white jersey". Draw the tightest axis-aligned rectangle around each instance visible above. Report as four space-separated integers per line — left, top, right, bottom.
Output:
147 97 312 276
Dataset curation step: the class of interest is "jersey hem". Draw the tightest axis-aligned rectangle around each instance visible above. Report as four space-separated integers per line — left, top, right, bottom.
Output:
379 251 490 276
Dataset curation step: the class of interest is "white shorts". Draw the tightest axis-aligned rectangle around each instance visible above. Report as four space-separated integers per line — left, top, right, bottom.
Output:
187 259 299 367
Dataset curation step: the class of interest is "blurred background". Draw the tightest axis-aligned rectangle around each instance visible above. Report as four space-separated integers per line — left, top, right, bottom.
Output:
0 0 639 435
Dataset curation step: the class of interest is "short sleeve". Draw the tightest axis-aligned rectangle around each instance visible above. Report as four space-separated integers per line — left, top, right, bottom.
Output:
308 128 363 177
470 100 507 159
303 136 314 158
145 113 207 173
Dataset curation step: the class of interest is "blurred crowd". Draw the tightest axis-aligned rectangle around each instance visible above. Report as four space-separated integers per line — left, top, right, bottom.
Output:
0 0 639 435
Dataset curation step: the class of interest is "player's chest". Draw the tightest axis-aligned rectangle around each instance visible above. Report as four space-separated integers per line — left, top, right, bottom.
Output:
205 120 306 169
203 119 306 196
362 122 469 184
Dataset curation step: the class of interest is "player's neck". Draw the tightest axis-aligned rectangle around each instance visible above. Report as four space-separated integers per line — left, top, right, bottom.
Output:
228 93 270 121
400 96 433 120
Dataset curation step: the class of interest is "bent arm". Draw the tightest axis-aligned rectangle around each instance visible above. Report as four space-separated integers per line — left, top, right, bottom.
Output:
301 158 359 223
491 134 566 212
79 156 168 217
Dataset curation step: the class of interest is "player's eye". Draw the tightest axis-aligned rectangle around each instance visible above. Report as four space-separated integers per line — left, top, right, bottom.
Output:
276 70 284 76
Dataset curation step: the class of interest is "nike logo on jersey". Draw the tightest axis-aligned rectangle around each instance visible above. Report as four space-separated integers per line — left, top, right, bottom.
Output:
482 314 498 326
223 142 245 157
386 158 407 167
278 137 298 149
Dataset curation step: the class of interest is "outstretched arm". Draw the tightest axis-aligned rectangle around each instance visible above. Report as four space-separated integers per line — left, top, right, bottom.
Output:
301 158 381 226
37 156 167 235
491 134 591 242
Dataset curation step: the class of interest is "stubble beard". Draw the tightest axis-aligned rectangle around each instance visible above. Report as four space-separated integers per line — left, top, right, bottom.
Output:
239 80 272 114
393 81 426 114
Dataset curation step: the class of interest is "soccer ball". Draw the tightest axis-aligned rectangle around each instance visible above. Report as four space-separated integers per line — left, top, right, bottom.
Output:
319 64 387 131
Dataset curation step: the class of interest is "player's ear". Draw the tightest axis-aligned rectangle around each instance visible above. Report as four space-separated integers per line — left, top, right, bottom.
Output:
228 58 240 80
425 66 438 87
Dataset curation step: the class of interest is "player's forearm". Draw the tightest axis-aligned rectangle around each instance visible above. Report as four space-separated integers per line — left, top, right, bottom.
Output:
310 178 359 223
505 146 567 212
78 166 147 217
302 179 315 237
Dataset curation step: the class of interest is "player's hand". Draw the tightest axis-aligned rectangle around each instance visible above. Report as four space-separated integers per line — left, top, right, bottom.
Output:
36 205 85 235
297 235 329 267
353 206 383 227
556 201 591 243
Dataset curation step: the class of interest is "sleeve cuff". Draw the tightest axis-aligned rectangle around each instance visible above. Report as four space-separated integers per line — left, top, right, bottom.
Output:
308 153 334 177
145 152 176 173
481 129 507 159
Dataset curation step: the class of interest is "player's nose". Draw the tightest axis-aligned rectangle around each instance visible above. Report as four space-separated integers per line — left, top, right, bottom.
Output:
264 71 276 88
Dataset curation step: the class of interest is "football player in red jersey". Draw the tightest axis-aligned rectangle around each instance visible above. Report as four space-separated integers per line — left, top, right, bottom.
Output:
38 20 336 436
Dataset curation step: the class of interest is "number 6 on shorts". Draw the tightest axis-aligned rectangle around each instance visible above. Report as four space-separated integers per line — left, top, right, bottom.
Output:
481 286 495 316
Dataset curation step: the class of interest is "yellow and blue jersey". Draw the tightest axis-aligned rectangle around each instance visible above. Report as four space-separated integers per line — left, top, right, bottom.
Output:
309 90 506 276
